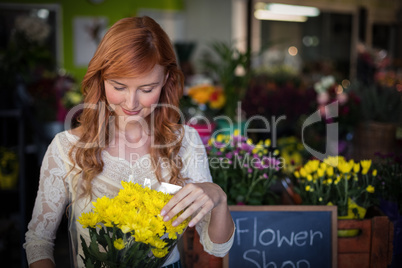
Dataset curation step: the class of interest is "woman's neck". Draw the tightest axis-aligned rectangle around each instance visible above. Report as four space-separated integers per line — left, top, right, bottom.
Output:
114 117 150 145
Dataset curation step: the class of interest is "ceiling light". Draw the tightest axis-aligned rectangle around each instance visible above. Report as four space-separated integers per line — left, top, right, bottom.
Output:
254 10 307 22
267 3 320 17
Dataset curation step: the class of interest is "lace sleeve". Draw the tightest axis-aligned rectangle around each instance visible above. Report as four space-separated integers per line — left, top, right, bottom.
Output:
23 133 70 265
181 125 234 257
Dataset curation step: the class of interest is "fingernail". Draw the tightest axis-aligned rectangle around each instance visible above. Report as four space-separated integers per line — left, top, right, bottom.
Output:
163 215 170 222
188 221 194 227
161 210 166 216
172 220 178 227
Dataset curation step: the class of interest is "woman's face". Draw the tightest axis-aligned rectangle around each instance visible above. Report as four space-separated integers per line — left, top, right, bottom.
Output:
104 64 166 123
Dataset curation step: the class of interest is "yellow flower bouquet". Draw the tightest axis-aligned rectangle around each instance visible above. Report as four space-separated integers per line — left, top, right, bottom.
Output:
77 181 189 268
293 156 378 218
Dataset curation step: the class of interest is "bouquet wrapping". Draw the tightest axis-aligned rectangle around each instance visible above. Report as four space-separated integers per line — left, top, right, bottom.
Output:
77 181 188 268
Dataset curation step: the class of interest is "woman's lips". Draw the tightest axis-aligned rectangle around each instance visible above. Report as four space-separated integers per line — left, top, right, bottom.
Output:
122 108 141 115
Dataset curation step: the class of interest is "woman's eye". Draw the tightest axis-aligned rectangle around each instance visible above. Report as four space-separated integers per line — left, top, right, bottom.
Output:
141 88 154 93
113 86 125 91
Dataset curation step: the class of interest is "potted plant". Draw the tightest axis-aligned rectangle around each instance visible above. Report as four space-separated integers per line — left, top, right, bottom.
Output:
205 130 282 205
293 155 378 236
200 42 252 133
351 82 401 160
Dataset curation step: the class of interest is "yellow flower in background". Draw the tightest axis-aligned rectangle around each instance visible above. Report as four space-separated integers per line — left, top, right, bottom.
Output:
264 139 271 147
295 155 379 217
326 166 334 176
324 156 343 167
360 160 372 175
353 163 360 173
338 159 353 174
305 159 320 174
300 167 307 177
366 185 375 193
317 168 325 177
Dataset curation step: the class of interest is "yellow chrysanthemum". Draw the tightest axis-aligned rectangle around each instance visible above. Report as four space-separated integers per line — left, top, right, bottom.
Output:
305 160 320 174
338 160 353 174
360 160 372 175
372 169 377 176
114 238 125 250
151 247 169 258
366 185 375 193
77 212 100 229
317 168 325 177
77 181 188 262
300 167 307 177
326 166 334 176
353 163 360 173
324 156 343 167
264 139 271 147
319 162 327 170
208 138 215 146
305 185 311 191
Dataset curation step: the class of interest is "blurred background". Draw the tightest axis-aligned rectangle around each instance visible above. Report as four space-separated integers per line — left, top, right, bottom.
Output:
0 0 402 267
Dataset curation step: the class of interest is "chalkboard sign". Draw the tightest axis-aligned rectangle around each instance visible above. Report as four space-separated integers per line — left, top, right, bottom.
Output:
224 206 337 268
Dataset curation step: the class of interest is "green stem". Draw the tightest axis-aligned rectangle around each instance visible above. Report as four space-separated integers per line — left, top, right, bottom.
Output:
245 175 263 204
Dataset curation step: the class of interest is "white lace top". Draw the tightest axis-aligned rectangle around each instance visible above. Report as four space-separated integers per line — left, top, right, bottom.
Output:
24 125 234 266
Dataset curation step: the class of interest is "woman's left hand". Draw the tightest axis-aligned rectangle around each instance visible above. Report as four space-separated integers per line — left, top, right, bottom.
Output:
160 182 227 228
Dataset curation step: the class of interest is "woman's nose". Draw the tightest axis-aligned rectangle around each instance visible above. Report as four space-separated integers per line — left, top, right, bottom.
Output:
125 90 138 109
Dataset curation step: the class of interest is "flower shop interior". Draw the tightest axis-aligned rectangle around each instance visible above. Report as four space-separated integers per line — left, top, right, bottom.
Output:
1 0 402 267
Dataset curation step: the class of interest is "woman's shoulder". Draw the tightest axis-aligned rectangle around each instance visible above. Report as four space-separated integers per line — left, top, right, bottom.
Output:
180 124 206 154
52 126 81 150
68 126 83 138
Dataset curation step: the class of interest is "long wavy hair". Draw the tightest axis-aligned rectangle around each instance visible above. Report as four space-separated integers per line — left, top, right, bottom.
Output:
69 16 185 198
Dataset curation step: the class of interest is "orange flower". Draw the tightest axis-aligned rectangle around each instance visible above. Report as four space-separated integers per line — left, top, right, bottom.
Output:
209 87 226 109
187 84 215 104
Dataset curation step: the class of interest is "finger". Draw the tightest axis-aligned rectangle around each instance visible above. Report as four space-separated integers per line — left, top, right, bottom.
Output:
161 184 201 217
161 193 198 223
160 187 191 216
186 198 215 227
174 195 213 227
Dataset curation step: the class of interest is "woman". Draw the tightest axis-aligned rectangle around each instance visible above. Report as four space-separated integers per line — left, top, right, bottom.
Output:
24 16 235 268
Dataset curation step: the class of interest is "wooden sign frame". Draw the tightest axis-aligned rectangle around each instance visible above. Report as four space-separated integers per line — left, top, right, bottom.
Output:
223 205 338 268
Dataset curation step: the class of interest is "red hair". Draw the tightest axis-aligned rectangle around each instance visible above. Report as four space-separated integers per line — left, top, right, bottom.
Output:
69 16 185 198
